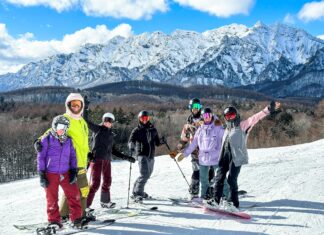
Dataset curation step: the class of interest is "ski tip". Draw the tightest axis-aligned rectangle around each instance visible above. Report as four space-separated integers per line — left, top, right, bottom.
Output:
150 206 158 210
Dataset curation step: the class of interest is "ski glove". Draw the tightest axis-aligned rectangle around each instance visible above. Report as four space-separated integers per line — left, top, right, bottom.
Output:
169 150 178 158
160 136 167 145
268 101 281 117
39 171 49 188
176 152 185 162
87 152 95 163
34 139 42 152
69 168 78 185
126 156 136 163
84 95 90 111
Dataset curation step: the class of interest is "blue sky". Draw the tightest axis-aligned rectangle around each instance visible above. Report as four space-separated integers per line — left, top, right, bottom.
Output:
0 0 323 75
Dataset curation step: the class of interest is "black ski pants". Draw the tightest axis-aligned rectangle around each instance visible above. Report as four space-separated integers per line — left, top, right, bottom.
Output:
214 151 241 208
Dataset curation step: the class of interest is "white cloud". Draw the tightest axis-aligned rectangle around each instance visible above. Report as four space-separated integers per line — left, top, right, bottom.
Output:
82 0 169 19
5 0 78 12
283 13 295 24
298 1 324 22
173 0 255 17
318 35 324 40
0 23 132 75
5 0 169 19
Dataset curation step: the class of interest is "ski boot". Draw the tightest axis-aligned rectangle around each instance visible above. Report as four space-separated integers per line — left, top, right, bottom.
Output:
203 198 220 210
222 200 239 212
101 202 116 209
131 194 143 204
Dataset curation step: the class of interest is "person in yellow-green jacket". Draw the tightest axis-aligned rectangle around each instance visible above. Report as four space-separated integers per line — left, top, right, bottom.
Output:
34 93 91 222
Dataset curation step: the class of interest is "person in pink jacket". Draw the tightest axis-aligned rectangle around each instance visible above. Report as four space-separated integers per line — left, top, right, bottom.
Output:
204 101 281 212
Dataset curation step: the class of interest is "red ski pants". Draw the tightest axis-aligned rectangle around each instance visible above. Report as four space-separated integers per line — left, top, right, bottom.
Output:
45 172 82 223
87 160 112 207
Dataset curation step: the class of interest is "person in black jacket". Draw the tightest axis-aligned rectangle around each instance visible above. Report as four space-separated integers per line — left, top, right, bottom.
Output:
84 106 135 209
128 110 165 202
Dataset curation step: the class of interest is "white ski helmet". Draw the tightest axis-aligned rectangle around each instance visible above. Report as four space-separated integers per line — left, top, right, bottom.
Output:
102 112 115 122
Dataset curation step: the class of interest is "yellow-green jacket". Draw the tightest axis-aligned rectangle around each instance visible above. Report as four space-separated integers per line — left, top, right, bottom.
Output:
64 93 89 169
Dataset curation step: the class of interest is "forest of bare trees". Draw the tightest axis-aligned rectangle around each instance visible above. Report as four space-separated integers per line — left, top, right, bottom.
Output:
0 96 323 183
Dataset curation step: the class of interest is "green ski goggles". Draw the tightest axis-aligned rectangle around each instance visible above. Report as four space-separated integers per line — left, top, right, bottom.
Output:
191 103 202 110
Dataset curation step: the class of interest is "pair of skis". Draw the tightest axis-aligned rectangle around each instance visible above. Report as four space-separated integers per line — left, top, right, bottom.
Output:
14 207 142 235
169 197 255 219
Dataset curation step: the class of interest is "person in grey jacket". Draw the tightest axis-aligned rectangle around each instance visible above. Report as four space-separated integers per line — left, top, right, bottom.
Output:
208 101 281 212
128 110 165 202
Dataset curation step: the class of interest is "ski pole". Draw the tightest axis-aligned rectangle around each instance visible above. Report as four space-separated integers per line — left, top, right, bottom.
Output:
126 152 133 209
164 140 190 187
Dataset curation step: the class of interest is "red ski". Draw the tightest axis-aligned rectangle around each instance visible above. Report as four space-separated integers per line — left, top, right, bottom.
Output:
203 206 251 219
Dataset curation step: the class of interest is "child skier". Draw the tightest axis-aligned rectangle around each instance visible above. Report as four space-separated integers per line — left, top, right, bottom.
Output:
37 115 83 228
204 101 281 212
176 108 229 199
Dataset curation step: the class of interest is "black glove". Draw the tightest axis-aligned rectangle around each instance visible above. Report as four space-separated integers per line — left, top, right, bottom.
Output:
84 95 90 111
39 171 49 188
34 139 42 152
268 100 281 118
160 136 167 145
126 156 136 163
118 152 136 163
268 101 276 114
69 168 78 184
87 152 95 163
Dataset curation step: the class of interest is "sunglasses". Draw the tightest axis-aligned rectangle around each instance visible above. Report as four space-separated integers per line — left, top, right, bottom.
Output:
70 100 82 108
104 117 114 123
139 116 150 122
224 112 237 121
192 103 201 110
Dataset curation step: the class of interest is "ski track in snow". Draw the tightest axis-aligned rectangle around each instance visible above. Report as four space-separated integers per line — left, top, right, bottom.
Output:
0 139 324 235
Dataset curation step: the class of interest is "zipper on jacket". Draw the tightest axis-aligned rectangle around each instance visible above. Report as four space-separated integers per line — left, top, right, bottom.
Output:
58 141 63 175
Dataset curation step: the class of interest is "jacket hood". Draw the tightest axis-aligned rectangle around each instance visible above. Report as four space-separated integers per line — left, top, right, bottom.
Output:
65 93 84 120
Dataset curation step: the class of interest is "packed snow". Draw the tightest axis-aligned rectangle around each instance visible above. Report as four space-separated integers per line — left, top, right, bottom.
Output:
0 139 323 235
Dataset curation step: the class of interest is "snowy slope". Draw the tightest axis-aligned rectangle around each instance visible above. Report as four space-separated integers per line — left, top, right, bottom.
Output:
0 139 324 235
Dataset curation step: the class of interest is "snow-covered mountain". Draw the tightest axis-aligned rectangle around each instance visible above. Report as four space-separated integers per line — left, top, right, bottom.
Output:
0 22 323 97
1 139 324 234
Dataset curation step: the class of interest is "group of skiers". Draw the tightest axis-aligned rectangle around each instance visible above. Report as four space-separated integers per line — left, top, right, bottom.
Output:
35 92 280 229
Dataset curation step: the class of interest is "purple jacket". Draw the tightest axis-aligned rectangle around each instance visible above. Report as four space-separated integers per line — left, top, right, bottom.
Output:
183 123 225 166
37 133 77 174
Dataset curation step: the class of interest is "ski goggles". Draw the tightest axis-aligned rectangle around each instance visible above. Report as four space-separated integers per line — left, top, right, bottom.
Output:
139 116 150 122
56 123 68 131
191 103 201 110
104 117 114 123
224 112 237 121
202 112 212 119
70 100 82 108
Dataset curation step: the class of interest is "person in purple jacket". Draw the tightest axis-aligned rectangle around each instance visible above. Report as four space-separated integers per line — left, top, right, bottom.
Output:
37 115 83 228
176 107 229 200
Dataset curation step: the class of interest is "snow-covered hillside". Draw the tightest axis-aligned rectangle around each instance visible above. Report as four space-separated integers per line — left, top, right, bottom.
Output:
0 139 323 235
0 22 323 98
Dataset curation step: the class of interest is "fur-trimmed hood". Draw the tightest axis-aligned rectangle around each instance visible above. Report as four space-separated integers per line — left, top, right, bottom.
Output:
65 93 84 120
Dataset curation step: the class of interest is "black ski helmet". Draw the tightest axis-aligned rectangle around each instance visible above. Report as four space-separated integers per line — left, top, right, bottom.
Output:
223 106 240 126
138 110 150 118
201 107 214 120
188 98 201 110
